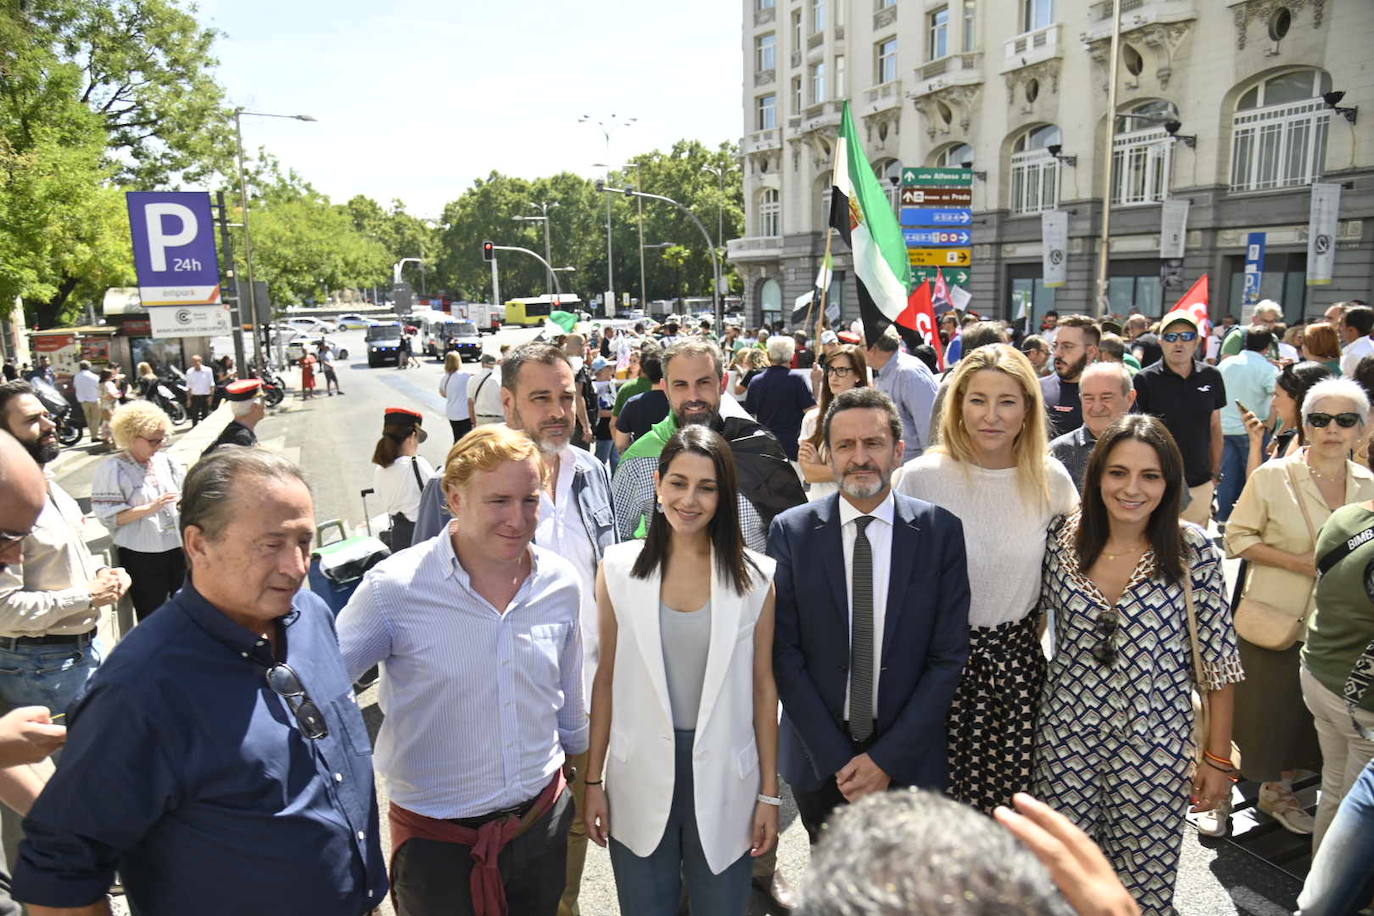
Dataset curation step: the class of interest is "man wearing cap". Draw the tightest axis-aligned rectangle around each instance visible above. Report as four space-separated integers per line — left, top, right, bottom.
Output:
1133 311 1226 527
202 379 265 457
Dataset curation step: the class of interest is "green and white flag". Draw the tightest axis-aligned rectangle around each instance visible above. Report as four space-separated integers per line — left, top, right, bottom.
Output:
828 101 913 343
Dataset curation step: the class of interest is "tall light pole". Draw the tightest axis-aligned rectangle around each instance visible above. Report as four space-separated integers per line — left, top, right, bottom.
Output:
234 108 316 372
599 183 722 327
580 114 636 316
513 200 558 294
701 163 726 258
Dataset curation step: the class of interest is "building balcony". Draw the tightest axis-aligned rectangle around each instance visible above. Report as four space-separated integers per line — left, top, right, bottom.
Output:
1003 22 1062 72
1081 0 1197 41
807 31 824 49
860 80 903 116
800 99 844 132
727 236 784 263
908 52 983 98
742 128 783 155
753 5 776 26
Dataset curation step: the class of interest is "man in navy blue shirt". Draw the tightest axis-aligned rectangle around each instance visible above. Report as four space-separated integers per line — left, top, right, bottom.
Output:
745 335 815 461
13 449 387 916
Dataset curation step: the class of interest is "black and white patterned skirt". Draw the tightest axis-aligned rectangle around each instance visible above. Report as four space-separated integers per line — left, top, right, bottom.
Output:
947 613 1046 814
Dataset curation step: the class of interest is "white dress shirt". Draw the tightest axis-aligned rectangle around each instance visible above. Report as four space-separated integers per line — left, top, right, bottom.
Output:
0 477 103 635
838 490 894 719
73 369 101 404
536 446 599 701
184 365 215 396
337 536 587 819
372 456 435 523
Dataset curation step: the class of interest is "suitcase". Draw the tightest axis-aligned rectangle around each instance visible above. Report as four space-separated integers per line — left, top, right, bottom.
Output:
308 519 389 615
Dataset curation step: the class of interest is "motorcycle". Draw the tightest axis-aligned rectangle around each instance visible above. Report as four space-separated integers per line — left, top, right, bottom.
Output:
150 369 189 425
247 363 288 408
30 378 83 447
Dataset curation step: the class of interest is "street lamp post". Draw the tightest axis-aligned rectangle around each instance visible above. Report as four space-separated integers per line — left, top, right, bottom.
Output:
580 114 636 316
701 164 726 260
598 184 722 327
514 200 559 294
233 108 316 373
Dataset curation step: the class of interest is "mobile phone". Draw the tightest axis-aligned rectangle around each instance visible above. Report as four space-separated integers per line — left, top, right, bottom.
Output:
1234 399 1250 415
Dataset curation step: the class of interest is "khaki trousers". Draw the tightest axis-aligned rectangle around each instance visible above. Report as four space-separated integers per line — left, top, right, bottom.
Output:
557 751 589 916
1301 665 1374 853
1181 480 1214 528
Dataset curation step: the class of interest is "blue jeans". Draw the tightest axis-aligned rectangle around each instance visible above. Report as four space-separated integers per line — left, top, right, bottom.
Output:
1216 434 1251 522
0 639 101 719
609 730 752 916
1297 756 1374 914
594 438 616 470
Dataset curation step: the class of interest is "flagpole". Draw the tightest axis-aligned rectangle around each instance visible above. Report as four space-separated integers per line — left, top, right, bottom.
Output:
813 227 835 343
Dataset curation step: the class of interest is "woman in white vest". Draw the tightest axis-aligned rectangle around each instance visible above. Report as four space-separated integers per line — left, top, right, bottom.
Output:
583 426 779 915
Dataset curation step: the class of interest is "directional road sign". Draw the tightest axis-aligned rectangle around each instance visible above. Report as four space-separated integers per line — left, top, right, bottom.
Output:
909 248 973 268
912 267 972 287
904 228 973 247
902 207 973 227
901 186 972 207
902 167 973 187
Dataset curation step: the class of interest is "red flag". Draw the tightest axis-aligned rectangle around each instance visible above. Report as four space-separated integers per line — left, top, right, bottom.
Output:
1166 274 1210 335
900 281 945 369
932 269 953 315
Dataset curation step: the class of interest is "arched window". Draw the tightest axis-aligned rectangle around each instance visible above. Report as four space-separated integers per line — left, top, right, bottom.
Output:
873 158 902 212
1113 99 1175 206
1231 68 1332 192
1009 124 1060 215
759 188 781 237
934 143 974 168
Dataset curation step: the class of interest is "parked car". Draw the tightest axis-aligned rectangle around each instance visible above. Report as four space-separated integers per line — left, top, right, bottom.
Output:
283 316 338 335
335 313 380 330
365 323 404 367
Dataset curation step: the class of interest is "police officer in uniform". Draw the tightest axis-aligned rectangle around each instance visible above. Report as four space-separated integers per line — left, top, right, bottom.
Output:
201 379 266 458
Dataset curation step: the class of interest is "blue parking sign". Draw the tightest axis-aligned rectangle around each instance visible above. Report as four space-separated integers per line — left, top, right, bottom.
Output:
126 192 222 306
1243 232 1266 307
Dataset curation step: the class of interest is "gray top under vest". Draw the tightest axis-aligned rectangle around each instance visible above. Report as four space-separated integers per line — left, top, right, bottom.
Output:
659 599 712 729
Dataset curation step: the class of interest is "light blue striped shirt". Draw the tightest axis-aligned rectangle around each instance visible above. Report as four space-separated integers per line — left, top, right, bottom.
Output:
337 531 588 819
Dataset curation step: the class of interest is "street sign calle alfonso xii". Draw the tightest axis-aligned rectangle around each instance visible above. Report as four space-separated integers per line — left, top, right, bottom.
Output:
125 191 232 338
902 167 974 291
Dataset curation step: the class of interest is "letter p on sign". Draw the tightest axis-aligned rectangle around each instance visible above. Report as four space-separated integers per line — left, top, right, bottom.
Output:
144 203 198 272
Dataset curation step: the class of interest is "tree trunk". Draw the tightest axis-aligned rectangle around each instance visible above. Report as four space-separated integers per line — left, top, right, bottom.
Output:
30 275 80 329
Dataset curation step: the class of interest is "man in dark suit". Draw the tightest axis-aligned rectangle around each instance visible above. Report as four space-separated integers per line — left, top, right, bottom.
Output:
769 386 970 842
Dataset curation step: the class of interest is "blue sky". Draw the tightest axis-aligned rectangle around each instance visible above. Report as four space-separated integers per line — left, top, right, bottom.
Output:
197 0 744 218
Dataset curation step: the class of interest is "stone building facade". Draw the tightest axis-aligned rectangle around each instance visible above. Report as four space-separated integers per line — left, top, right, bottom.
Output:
727 0 1373 331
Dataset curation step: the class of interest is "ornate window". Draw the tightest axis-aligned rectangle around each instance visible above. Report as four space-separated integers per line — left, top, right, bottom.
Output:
929 6 950 60
756 94 777 130
1112 99 1174 206
756 33 776 72
1009 124 1060 215
760 189 781 236
876 37 898 83
1230 69 1331 192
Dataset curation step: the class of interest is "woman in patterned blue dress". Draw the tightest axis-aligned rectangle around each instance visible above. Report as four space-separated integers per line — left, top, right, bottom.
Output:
1033 415 1244 915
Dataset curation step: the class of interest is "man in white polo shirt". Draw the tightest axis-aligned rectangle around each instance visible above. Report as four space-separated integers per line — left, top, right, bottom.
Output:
71 362 101 444
184 354 216 426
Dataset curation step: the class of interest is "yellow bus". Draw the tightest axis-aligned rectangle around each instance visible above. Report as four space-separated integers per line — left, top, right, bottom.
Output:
503 295 582 327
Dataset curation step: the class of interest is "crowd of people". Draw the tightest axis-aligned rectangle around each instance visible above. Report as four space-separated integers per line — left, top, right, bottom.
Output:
0 297 1370 916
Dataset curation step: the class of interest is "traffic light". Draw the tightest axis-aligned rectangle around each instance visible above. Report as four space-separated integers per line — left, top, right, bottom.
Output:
482 241 494 261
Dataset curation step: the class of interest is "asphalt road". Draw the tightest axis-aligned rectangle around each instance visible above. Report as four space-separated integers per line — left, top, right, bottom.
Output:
53 327 1309 915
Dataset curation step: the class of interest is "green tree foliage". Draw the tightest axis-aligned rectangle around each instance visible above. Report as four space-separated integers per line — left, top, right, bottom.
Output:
431 141 743 309
0 7 133 326
24 0 233 186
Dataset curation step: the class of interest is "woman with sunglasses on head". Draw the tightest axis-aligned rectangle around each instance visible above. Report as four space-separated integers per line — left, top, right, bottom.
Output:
583 427 778 915
897 344 1079 814
1222 378 1374 840
797 344 868 502
1033 415 1242 915
90 400 186 620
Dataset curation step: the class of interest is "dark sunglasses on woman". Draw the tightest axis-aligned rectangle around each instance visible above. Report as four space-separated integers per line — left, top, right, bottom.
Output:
1307 412 1361 429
